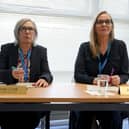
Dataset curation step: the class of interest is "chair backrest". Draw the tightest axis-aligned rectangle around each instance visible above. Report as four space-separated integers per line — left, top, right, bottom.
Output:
40 111 50 129
121 111 129 119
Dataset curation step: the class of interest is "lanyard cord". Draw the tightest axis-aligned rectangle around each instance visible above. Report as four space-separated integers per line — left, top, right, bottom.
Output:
19 48 31 81
98 43 111 74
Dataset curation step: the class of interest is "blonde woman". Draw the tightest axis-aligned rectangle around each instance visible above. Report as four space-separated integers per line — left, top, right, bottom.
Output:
69 11 129 129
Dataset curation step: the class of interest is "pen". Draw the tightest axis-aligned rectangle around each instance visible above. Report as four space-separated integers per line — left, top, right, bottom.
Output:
11 66 16 70
109 68 115 84
111 67 114 76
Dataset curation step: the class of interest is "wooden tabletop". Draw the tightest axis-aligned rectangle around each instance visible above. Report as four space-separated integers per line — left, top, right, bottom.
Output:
0 83 129 103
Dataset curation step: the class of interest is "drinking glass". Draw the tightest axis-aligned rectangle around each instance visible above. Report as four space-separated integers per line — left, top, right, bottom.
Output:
97 74 110 95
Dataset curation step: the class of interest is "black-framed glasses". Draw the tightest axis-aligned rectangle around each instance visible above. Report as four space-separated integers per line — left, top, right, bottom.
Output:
20 26 35 32
96 19 112 25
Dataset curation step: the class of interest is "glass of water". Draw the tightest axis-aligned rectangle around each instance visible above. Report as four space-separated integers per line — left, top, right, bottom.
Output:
97 74 110 95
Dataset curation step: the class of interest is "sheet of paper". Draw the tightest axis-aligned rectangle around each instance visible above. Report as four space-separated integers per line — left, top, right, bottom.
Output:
86 85 119 96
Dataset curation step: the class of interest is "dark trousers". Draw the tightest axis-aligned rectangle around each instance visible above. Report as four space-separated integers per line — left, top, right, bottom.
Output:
0 111 47 129
69 111 122 129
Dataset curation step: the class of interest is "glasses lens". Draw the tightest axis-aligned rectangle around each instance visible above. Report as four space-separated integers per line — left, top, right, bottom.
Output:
20 26 35 32
96 19 112 25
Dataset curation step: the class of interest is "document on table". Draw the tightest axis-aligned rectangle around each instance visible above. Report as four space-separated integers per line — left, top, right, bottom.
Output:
85 85 119 96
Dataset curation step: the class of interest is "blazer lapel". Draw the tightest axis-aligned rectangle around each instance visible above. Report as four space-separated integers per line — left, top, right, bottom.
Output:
10 45 18 67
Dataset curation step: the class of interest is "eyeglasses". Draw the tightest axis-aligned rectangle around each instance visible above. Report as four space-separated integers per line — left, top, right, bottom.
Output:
96 19 112 25
19 26 35 32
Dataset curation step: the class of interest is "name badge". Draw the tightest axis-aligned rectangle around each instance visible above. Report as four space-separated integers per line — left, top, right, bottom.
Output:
0 85 28 94
120 85 129 95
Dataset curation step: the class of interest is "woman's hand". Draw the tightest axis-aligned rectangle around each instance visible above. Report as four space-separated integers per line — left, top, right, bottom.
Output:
33 79 49 87
12 68 24 82
110 75 120 86
93 78 98 85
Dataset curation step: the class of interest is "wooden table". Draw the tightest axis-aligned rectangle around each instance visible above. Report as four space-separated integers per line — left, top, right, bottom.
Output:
0 83 129 111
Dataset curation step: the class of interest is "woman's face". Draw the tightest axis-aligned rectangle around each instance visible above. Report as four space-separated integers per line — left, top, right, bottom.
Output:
18 21 36 45
95 13 113 38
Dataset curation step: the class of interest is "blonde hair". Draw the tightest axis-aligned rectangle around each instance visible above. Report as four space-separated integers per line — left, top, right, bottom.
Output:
14 18 38 43
90 11 114 57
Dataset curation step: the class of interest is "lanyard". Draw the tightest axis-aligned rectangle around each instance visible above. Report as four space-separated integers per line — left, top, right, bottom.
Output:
98 43 111 74
19 48 31 81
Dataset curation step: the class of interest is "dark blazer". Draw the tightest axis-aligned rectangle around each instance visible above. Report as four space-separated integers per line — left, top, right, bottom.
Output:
0 42 53 84
74 39 129 84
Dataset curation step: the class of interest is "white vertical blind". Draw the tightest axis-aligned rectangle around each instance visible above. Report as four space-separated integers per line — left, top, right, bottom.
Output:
0 0 91 17
0 0 129 71
99 0 129 20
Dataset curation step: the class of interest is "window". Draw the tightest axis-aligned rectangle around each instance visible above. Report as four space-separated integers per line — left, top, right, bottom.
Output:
0 0 91 17
99 0 129 20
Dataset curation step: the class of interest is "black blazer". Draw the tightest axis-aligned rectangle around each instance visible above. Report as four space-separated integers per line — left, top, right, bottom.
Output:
0 43 53 84
74 39 129 84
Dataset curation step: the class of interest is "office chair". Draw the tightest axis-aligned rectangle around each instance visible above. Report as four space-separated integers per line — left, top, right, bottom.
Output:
96 112 129 129
69 112 129 129
69 111 101 129
40 111 50 129
121 111 129 120
121 111 129 129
